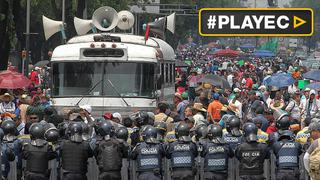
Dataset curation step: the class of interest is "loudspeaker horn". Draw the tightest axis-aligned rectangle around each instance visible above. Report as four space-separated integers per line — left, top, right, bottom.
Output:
42 15 64 40
92 6 119 32
74 17 93 35
117 10 135 30
148 16 166 39
166 12 175 34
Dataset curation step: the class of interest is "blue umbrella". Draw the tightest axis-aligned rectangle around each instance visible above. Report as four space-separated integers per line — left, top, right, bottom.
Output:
303 70 320 81
253 50 275 57
240 44 255 49
305 82 320 90
265 73 296 88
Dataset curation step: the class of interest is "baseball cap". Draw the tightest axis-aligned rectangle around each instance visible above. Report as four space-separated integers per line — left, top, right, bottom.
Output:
79 105 92 114
234 88 241 93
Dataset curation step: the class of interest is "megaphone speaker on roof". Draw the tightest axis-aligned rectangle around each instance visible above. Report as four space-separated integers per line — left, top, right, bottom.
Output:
117 10 135 30
74 17 96 35
146 12 176 40
42 15 65 40
166 12 176 34
92 6 119 32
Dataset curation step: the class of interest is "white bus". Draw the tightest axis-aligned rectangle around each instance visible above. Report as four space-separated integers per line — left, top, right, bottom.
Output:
50 33 176 116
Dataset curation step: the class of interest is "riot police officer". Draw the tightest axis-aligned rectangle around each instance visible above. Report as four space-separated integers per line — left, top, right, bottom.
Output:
223 115 242 152
166 122 198 180
155 121 167 142
194 124 207 143
235 123 269 180
130 111 149 146
201 124 233 180
94 120 128 180
1 120 22 179
269 109 290 146
116 126 129 142
60 122 93 180
131 125 165 180
22 123 56 180
272 130 302 180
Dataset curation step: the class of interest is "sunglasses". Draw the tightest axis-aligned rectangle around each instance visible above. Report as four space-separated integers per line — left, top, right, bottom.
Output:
29 117 38 120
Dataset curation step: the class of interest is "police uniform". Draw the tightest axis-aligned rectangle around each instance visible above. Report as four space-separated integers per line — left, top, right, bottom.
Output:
2 138 22 179
60 139 93 180
201 141 233 180
166 139 198 180
94 137 128 180
235 141 269 180
22 142 56 180
273 139 302 180
222 129 242 152
131 141 165 180
257 129 268 143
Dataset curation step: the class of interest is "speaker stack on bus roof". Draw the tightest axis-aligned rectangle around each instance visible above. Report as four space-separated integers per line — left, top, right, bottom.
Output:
42 6 176 42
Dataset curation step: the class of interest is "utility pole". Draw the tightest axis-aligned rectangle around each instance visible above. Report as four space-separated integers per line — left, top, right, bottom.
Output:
24 0 30 76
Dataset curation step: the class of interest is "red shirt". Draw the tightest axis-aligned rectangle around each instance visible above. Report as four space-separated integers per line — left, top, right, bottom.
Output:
29 71 39 85
245 78 253 89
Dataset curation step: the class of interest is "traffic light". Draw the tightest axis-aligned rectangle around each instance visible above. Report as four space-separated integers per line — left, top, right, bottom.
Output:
21 50 27 59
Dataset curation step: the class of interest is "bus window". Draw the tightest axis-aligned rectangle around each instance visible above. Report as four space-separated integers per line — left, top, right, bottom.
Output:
165 64 169 83
169 64 173 83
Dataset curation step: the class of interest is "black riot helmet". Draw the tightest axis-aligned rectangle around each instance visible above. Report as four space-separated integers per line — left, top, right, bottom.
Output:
44 127 59 143
207 124 223 140
228 116 241 136
276 116 290 130
279 130 294 141
81 122 90 141
98 120 114 137
116 127 129 141
1 120 16 135
195 124 207 140
29 123 45 140
155 121 167 136
175 122 190 138
133 111 149 127
243 122 258 142
142 125 158 143
57 121 69 138
68 122 83 142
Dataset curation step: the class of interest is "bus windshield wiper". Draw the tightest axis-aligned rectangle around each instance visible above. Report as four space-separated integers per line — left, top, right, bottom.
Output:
76 79 103 106
106 79 130 107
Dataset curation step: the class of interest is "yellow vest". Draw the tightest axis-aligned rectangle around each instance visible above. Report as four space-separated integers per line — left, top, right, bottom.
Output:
257 129 268 143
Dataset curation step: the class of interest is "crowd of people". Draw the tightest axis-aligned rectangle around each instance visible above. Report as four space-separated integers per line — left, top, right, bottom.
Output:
0 45 320 180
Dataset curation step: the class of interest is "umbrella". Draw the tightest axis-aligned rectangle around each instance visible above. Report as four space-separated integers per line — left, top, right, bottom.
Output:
34 60 50 68
265 73 295 88
198 74 230 89
253 50 275 57
303 70 320 81
305 82 320 90
240 44 255 49
0 70 31 89
214 49 239 57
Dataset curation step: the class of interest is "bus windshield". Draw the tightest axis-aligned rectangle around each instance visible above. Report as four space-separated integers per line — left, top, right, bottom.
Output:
52 62 155 98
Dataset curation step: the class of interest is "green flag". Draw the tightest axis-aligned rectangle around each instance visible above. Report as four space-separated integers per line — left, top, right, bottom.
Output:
238 60 245 66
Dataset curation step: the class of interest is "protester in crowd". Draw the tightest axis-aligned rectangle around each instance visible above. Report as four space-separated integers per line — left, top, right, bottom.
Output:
0 93 16 114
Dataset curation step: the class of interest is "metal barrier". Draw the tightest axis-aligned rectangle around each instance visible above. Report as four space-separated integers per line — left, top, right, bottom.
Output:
6 156 312 180
7 158 17 180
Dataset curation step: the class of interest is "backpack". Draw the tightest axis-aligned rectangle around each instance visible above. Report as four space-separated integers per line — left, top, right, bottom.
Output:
309 139 320 180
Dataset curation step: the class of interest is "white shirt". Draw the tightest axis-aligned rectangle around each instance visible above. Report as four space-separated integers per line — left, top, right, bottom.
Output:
227 74 234 87
193 113 206 127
